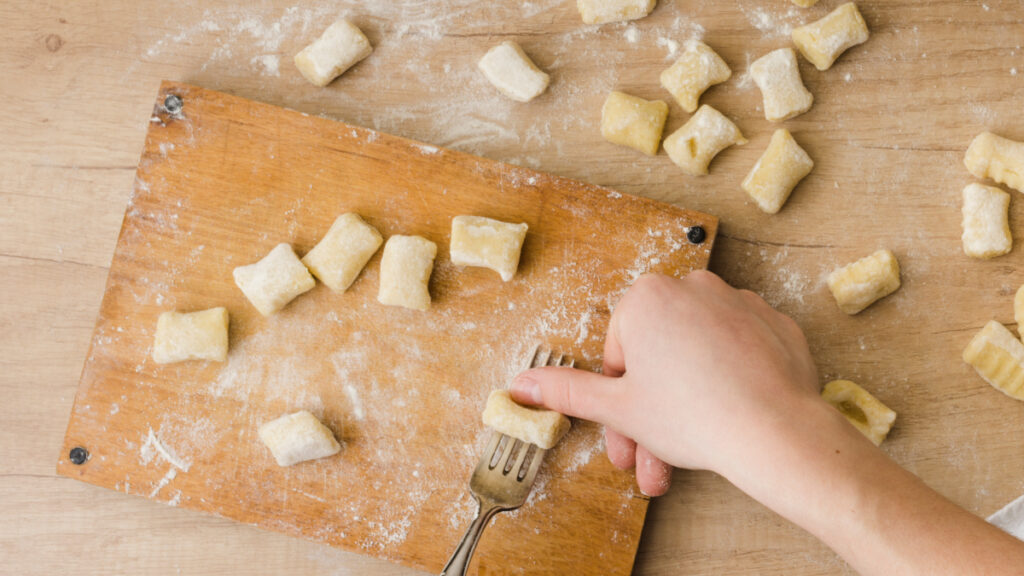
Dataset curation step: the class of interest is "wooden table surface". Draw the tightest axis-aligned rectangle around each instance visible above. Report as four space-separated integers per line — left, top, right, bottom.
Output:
3 1 1023 574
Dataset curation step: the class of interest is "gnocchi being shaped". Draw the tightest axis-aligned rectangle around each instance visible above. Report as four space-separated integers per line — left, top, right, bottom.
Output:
294 19 373 87
826 249 901 315
663 105 747 176
659 41 732 113
741 129 814 214
964 132 1024 194
963 321 1024 402
233 244 316 317
152 307 229 364
600 91 669 156
821 380 897 446
791 2 870 71
301 213 383 291
258 411 342 467
750 48 814 122
450 215 528 281
478 41 550 103
577 0 657 25
377 235 437 311
961 183 1012 260
482 389 571 450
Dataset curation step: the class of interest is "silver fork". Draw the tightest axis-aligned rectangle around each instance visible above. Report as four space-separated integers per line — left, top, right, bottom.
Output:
440 347 574 576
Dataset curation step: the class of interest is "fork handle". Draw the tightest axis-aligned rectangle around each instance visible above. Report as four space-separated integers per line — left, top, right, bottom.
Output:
440 499 502 576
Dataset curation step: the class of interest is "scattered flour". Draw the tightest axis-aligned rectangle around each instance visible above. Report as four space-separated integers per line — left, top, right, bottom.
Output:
741 5 802 39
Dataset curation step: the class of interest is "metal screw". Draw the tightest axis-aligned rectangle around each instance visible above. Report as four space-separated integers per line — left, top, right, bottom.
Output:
163 93 183 115
69 446 89 465
687 226 707 245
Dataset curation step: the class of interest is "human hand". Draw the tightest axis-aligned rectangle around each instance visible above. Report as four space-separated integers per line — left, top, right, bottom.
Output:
510 271 822 495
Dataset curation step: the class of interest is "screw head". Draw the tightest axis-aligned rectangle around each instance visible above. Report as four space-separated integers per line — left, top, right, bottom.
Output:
163 93 183 115
686 226 707 245
69 446 89 465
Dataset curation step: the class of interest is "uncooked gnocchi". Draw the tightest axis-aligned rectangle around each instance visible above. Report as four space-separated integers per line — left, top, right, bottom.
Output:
600 91 669 156
577 0 656 25
450 215 528 282
961 183 1012 260
294 19 373 87
1016 286 1024 334
659 41 731 113
377 235 437 311
478 41 550 103
301 213 383 291
791 0 819 6
741 129 814 214
964 132 1024 194
827 249 901 315
963 321 1024 402
482 390 571 450
663 105 746 176
791 2 870 71
152 307 229 364
821 380 896 446
233 244 316 317
750 48 814 122
258 410 342 467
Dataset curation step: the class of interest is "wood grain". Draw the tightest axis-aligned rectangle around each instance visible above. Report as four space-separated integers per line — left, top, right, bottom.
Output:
3 1 1024 575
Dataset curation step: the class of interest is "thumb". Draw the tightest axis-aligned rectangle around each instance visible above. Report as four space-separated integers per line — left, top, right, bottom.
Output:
510 366 624 426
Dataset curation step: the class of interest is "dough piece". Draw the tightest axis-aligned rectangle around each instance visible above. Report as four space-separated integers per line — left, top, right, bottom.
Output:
663 105 747 176
377 235 437 311
450 215 528 282
301 213 383 291
577 0 657 25
258 411 342 467
600 91 669 156
233 244 316 316
750 48 814 122
294 19 373 87
791 2 870 71
659 41 732 113
822 380 896 446
961 183 1012 260
827 249 901 315
792 0 819 6
742 129 815 214
964 132 1024 194
478 41 550 103
1016 286 1024 334
963 321 1024 401
482 390 571 449
152 307 229 364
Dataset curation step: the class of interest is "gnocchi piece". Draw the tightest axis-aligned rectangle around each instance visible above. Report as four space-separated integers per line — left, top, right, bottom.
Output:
233 244 316 317
294 19 373 87
963 321 1024 401
152 307 229 364
827 249 901 315
792 0 819 6
600 91 669 156
577 0 657 25
663 105 747 176
1016 286 1024 334
750 48 814 122
482 390 571 450
377 235 437 311
478 41 550 103
450 215 528 282
659 41 732 113
822 380 897 446
791 2 870 71
961 183 1012 260
964 132 1024 194
301 213 383 291
741 129 815 214
258 411 342 467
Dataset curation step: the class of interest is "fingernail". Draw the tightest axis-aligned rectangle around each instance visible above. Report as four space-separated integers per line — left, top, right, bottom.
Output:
511 373 542 404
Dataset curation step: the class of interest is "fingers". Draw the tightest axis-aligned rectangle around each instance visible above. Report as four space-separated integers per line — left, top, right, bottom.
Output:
603 316 626 378
635 445 673 497
510 366 624 426
604 428 637 469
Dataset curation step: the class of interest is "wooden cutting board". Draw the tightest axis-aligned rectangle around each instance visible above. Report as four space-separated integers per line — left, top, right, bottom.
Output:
57 81 717 575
